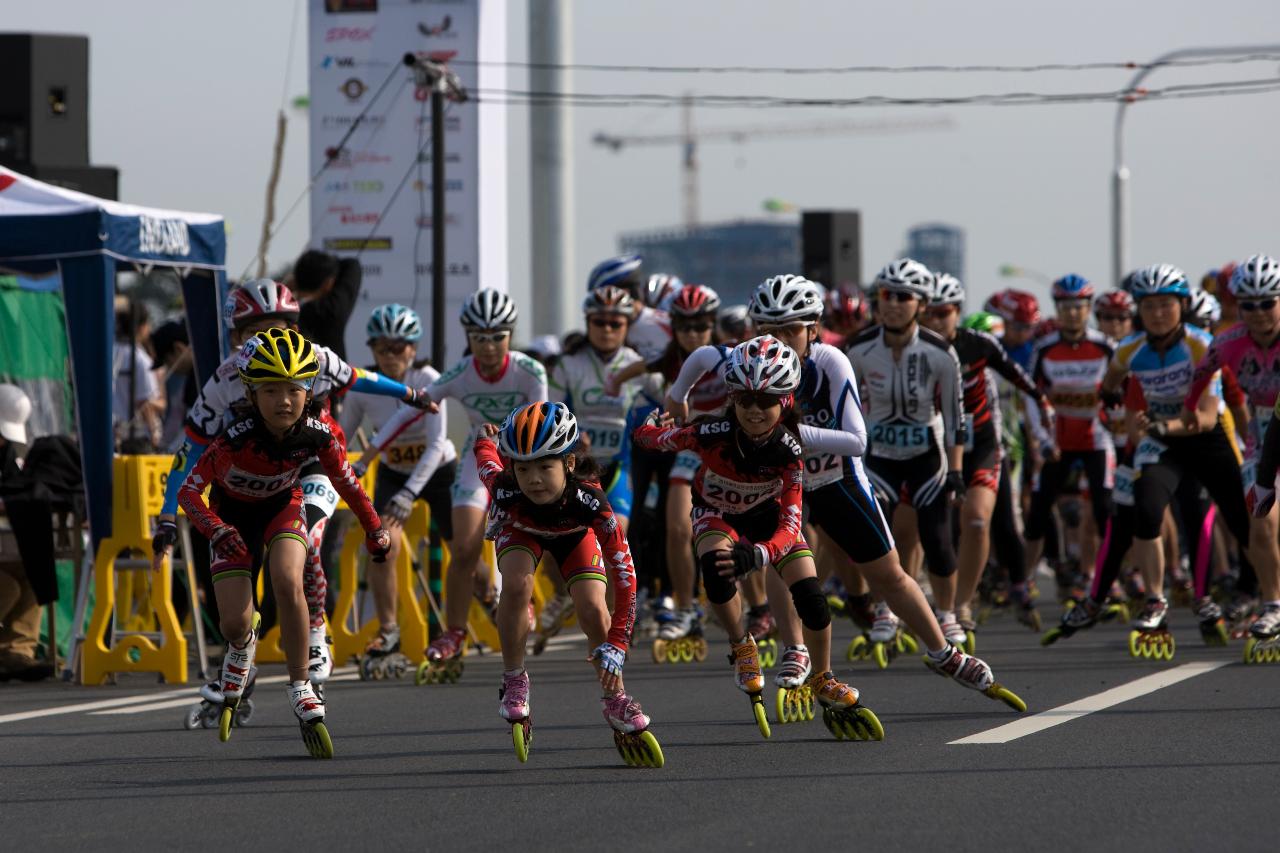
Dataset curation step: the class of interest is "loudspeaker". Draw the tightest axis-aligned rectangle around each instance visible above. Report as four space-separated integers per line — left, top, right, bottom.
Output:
15 163 119 200
0 34 90 167
802 210 861 289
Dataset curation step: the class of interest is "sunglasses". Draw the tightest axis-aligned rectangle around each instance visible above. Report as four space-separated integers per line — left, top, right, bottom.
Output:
589 317 627 330
674 322 713 334
468 331 510 345
758 322 810 336
733 391 782 410
1096 314 1131 323
371 339 412 355
877 289 917 304
1240 299 1278 313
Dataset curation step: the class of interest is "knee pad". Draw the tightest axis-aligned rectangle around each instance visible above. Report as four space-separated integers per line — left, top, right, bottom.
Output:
789 576 831 631
698 549 738 604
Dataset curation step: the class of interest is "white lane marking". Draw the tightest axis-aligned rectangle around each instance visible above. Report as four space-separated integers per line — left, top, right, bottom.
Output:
89 670 362 716
950 661 1230 745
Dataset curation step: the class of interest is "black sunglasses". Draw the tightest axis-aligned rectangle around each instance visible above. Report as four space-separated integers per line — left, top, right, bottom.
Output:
877 289 917 304
1096 314 1131 323
1240 299 1278 313
733 391 783 410
589 317 627 330
674 322 713 333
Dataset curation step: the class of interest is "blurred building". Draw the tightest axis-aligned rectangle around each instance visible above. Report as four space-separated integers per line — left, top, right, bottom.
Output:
905 223 965 280
619 220 800 305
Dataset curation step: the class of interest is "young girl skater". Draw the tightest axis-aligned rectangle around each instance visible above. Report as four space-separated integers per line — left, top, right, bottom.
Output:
475 401 663 767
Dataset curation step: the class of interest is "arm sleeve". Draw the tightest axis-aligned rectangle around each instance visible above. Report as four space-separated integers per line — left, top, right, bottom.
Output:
983 333 1043 401
1183 339 1224 410
594 511 637 651
938 345 966 448
318 432 382 534
631 423 699 453
473 436 505 492
757 463 805 566
795 353 868 457
176 445 224 539
401 403 451 495
1221 365 1246 409
666 345 722 404
347 366 413 400
161 434 210 516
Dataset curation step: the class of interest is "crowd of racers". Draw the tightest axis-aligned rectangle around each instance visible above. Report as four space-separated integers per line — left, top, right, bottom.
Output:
152 246 1280 759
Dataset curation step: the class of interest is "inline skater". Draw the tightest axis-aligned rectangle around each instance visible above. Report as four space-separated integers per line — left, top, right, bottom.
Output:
644 273 683 313
1186 255 1280 657
819 284 870 348
1095 290 1135 343
372 289 547 682
178 329 391 758
1021 275 1116 619
669 276 1025 711
587 254 671 363
634 336 884 741
475 402 661 766
154 280 433 699
922 273 1052 641
847 260 969 648
1049 264 1252 657
341 304 457 680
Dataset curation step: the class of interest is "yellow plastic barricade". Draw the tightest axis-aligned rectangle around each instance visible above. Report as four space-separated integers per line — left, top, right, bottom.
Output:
82 455 187 685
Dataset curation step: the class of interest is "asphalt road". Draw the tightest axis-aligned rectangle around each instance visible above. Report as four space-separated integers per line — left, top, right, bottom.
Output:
2 610 1277 852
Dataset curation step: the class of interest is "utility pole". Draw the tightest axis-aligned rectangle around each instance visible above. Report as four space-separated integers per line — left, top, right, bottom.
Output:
529 0 576 337
682 93 698 227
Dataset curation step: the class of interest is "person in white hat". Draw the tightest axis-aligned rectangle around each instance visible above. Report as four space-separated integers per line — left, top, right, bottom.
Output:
0 383 30 446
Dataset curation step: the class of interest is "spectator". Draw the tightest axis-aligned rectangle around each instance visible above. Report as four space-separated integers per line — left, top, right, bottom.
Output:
149 319 196 451
112 299 164 452
0 383 53 682
289 249 361 362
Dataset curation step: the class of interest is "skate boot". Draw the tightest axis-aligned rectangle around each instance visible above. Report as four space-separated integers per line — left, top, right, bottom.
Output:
1129 597 1175 660
806 670 884 741
937 609 969 653
746 604 778 669
866 601 918 668
216 613 260 743
844 593 876 662
359 623 410 680
530 592 575 655
923 644 1027 711
773 645 815 725
1042 596 1102 645
728 635 770 738
1011 583 1042 632
499 669 533 763
1243 603 1280 664
307 626 332 687
289 680 333 759
1169 574 1194 609
1226 595 1259 639
956 603 978 653
185 666 257 731
1193 596 1228 647
652 607 707 664
603 692 664 768
415 627 466 684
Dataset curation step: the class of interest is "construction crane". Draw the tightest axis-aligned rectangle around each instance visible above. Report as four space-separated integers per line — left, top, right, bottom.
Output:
593 96 953 226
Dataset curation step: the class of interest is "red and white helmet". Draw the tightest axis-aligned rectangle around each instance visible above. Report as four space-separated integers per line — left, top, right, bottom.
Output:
644 273 684 309
223 278 300 332
670 284 721 319
724 335 802 396
1094 290 1136 317
985 289 1041 325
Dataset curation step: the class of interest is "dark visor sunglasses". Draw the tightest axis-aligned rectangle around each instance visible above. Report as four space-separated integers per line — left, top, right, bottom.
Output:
1240 299 1277 313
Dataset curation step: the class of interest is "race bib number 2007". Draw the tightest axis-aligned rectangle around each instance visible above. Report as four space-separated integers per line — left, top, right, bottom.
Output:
701 470 781 512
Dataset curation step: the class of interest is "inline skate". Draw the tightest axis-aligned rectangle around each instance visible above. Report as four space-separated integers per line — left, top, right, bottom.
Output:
1041 596 1101 645
359 624 410 680
937 609 971 655
728 635 770 738
1129 597 1176 660
291 680 333 759
216 613 260 743
806 670 883 741
773 644 814 725
865 602 918 668
530 592 575 655
652 606 707 664
184 667 256 730
416 627 466 684
308 626 332 688
1193 596 1228 647
1011 582 1042 632
746 604 778 669
923 644 1026 711
843 593 876 661
500 669 533 763
1243 603 1280 663
603 692 664 768
956 604 978 654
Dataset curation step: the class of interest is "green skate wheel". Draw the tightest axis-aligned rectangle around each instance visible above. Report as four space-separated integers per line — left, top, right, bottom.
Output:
1128 630 1141 658
855 706 885 741
302 721 334 759
678 639 695 664
651 639 667 664
1040 627 1063 646
414 661 431 685
217 707 233 742
665 640 681 664
751 695 771 739
846 635 869 662
985 684 1028 713
900 632 919 654
873 642 889 669
512 720 531 763
615 730 664 768
775 687 788 723
963 630 976 655
692 636 709 662
1243 637 1257 664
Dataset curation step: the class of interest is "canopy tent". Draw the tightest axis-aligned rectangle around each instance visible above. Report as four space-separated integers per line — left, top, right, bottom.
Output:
0 165 228 547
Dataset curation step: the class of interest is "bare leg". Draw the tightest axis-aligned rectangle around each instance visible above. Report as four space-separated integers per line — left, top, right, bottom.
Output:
267 537 311 682
665 482 696 610
496 549 537 672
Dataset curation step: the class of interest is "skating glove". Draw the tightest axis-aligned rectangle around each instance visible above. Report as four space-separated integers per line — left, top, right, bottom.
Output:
384 489 416 525
403 386 436 411
366 526 392 562
1247 483 1276 518
590 642 626 678
152 519 178 556
351 458 369 479
943 471 966 502
727 542 766 577
1099 386 1124 410
210 525 250 563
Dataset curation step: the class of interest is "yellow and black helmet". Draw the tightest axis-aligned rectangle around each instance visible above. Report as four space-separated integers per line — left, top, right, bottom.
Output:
236 328 320 390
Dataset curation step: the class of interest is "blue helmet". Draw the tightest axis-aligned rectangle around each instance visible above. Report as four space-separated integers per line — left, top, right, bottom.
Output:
1051 274 1094 301
366 303 423 342
587 254 643 291
1130 264 1190 299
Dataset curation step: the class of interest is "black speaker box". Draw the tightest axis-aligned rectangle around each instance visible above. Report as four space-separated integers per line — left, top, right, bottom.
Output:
0 33 91 167
802 210 862 289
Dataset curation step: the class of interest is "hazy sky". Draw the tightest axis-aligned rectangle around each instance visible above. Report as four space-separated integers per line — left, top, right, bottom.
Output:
7 0 1280 337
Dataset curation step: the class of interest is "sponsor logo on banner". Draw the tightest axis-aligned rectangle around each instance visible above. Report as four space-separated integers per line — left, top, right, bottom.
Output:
361 264 382 277
325 0 378 12
327 205 381 225
322 55 392 70
321 114 385 129
415 113 462 131
340 78 367 101
326 26 375 42
417 16 454 37
412 179 464 192
416 261 473 276
324 148 393 168
416 150 461 164
138 216 190 256
324 237 394 251
416 214 460 228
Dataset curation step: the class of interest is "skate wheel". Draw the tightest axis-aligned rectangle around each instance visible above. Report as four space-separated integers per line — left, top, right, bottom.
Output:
985 684 1028 713
900 632 919 655
301 720 334 759
751 694 771 739
846 635 868 662
183 705 202 730
651 639 667 664
873 642 890 670
414 661 431 685
759 639 777 670
614 729 665 768
665 640 681 664
200 709 218 730
692 637 708 662
1127 630 1141 658
236 699 254 726
775 687 789 723
512 719 531 763
1243 637 1257 664
963 631 976 655
1040 627 1062 646
217 707 233 743
677 638 695 664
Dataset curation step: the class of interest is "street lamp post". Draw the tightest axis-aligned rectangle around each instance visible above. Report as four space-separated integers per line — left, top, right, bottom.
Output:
1112 45 1280 287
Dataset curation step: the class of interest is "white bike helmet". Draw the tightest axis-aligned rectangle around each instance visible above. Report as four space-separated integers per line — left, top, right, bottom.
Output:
1129 264 1190 299
460 288 518 330
930 272 965 307
1188 289 1221 328
1229 254 1280 299
749 274 823 325
724 335 802 395
873 258 934 299
366 303 423 342
499 402 580 461
644 273 683 309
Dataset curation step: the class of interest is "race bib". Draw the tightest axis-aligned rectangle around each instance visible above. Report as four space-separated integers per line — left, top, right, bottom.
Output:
1134 435 1166 468
580 419 625 460
301 473 340 518
225 465 296 499
383 442 426 471
701 469 781 512
1113 464 1135 507
868 421 931 458
802 452 843 489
